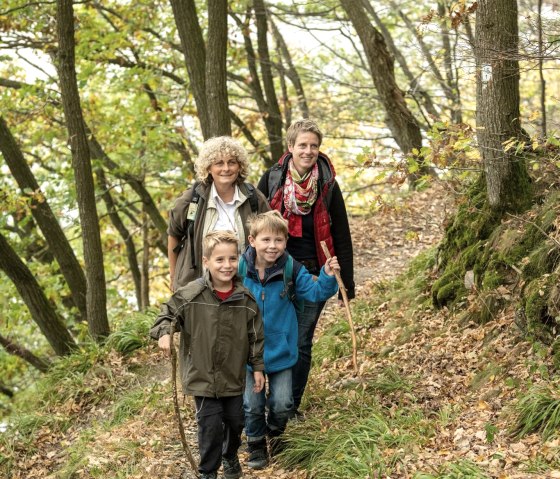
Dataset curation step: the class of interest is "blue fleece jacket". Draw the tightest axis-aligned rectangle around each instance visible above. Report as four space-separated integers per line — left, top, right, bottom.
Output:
241 246 338 374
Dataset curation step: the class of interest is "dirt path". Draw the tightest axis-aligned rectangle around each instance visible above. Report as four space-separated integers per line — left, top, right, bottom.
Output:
158 184 454 479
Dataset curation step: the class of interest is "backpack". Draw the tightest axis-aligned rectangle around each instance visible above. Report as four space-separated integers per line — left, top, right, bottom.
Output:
238 254 301 304
180 182 259 269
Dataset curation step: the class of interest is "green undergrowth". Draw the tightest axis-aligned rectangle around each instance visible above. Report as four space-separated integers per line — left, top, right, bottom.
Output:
414 459 491 478
281 388 433 478
0 309 161 477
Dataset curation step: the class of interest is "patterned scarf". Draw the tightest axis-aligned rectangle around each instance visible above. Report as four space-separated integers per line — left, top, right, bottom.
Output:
282 159 319 237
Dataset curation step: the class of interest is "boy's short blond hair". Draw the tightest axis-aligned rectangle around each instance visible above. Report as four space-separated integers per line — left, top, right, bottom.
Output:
248 210 288 238
202 230 239 258
286 119 323 148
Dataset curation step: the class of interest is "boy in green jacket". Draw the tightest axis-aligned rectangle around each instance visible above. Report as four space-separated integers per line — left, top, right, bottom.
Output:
150 231 265 479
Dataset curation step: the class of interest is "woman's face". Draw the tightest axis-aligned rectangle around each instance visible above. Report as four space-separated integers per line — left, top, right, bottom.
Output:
208 155 240 189
288 131 320 176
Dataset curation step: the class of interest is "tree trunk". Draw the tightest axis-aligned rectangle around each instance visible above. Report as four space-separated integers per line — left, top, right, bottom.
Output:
0 332 51 372
0 232 77 356
169 0 209 137
0 116 88 321
340 0 426 183
537 0 547 137
56 0 110 339
97 168 143 308
269 16 309 121
206 0 231 136
475 0 531 211
141 205 150 310
254 0 284 161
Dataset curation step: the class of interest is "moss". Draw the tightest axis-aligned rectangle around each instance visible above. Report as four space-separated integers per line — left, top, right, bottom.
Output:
434 279 466 307
481 270 503 290
523 273 560 341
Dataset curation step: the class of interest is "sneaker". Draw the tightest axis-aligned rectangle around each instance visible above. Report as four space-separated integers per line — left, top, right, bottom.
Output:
222 455 242 479
247 440 268 469
199 473 217 479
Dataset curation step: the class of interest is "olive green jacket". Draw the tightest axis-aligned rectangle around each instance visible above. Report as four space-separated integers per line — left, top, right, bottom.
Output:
150 272 264 397
167 182 270 290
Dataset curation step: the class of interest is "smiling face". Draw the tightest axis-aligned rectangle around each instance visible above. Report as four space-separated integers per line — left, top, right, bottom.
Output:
208 155 240 190
288 131 320 176
249 228 288 269
202 242 239 290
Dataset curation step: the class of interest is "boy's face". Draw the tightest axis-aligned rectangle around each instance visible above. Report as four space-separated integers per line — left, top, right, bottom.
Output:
202 242 239 288
249 229 287 268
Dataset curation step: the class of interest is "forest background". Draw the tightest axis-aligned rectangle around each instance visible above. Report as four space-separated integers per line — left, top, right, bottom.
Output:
1 0 560 478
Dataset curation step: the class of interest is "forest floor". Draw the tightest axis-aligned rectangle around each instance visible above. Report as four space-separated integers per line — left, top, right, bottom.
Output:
7 181 560 478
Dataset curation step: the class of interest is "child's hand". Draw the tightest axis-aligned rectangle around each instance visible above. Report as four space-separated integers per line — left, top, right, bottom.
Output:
158 334 172 357
253 371 265 393
324 256 340 276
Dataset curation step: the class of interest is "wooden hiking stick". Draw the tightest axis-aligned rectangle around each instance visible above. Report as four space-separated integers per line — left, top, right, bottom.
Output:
169 320 198 472
320 241 358 374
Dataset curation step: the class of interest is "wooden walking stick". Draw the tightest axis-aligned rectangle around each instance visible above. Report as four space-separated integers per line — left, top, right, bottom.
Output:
320 241 359 374
169 319 198 472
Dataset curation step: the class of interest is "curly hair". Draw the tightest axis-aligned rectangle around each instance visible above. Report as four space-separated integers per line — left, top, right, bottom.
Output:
286 119 323 148
247 210 288 239
194 136 249 185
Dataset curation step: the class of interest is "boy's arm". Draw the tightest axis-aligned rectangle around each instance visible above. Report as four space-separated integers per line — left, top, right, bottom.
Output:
294 264 339 303
247 306 265 372
149 293 184 341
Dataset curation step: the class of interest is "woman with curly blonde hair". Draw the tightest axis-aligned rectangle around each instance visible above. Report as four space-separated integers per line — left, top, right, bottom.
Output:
168 136 269 291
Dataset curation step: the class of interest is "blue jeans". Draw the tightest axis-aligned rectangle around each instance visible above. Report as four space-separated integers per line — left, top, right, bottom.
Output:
243 368 293 441
292 299 326 411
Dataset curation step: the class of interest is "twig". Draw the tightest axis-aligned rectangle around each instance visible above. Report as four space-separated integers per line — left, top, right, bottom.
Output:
169 320 198 472
320 241 359 374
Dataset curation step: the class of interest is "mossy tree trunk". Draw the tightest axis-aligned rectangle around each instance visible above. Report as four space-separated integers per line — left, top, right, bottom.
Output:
475 0 531 212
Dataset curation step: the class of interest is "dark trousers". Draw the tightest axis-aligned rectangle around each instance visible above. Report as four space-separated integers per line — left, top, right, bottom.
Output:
292 299 326 411
194 395 244 475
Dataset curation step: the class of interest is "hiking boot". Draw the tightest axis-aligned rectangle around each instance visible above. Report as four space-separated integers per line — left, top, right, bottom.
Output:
247 439 268 469
198 473 217 479
222 455 242 479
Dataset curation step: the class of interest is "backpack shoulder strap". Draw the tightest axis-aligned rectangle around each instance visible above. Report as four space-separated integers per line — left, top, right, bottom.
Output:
281 255 300 303
238 255 248 281
243 182 258 213
266 164 285 202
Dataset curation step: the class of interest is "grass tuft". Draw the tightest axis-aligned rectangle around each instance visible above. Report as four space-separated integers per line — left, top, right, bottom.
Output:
511 384 560 439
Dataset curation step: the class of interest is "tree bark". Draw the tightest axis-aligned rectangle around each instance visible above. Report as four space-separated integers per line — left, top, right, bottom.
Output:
0 116 88 321
254 0 284 161
340 0 426 182
206 0 231 136
141 205 150 310
0 232 77 356
169 0 210 138
269 16 309 120
0 332 51 372
56 0 110 339
475 0 531 211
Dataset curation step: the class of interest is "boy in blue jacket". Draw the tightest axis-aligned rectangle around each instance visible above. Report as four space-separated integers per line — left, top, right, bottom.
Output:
240 210 339 469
